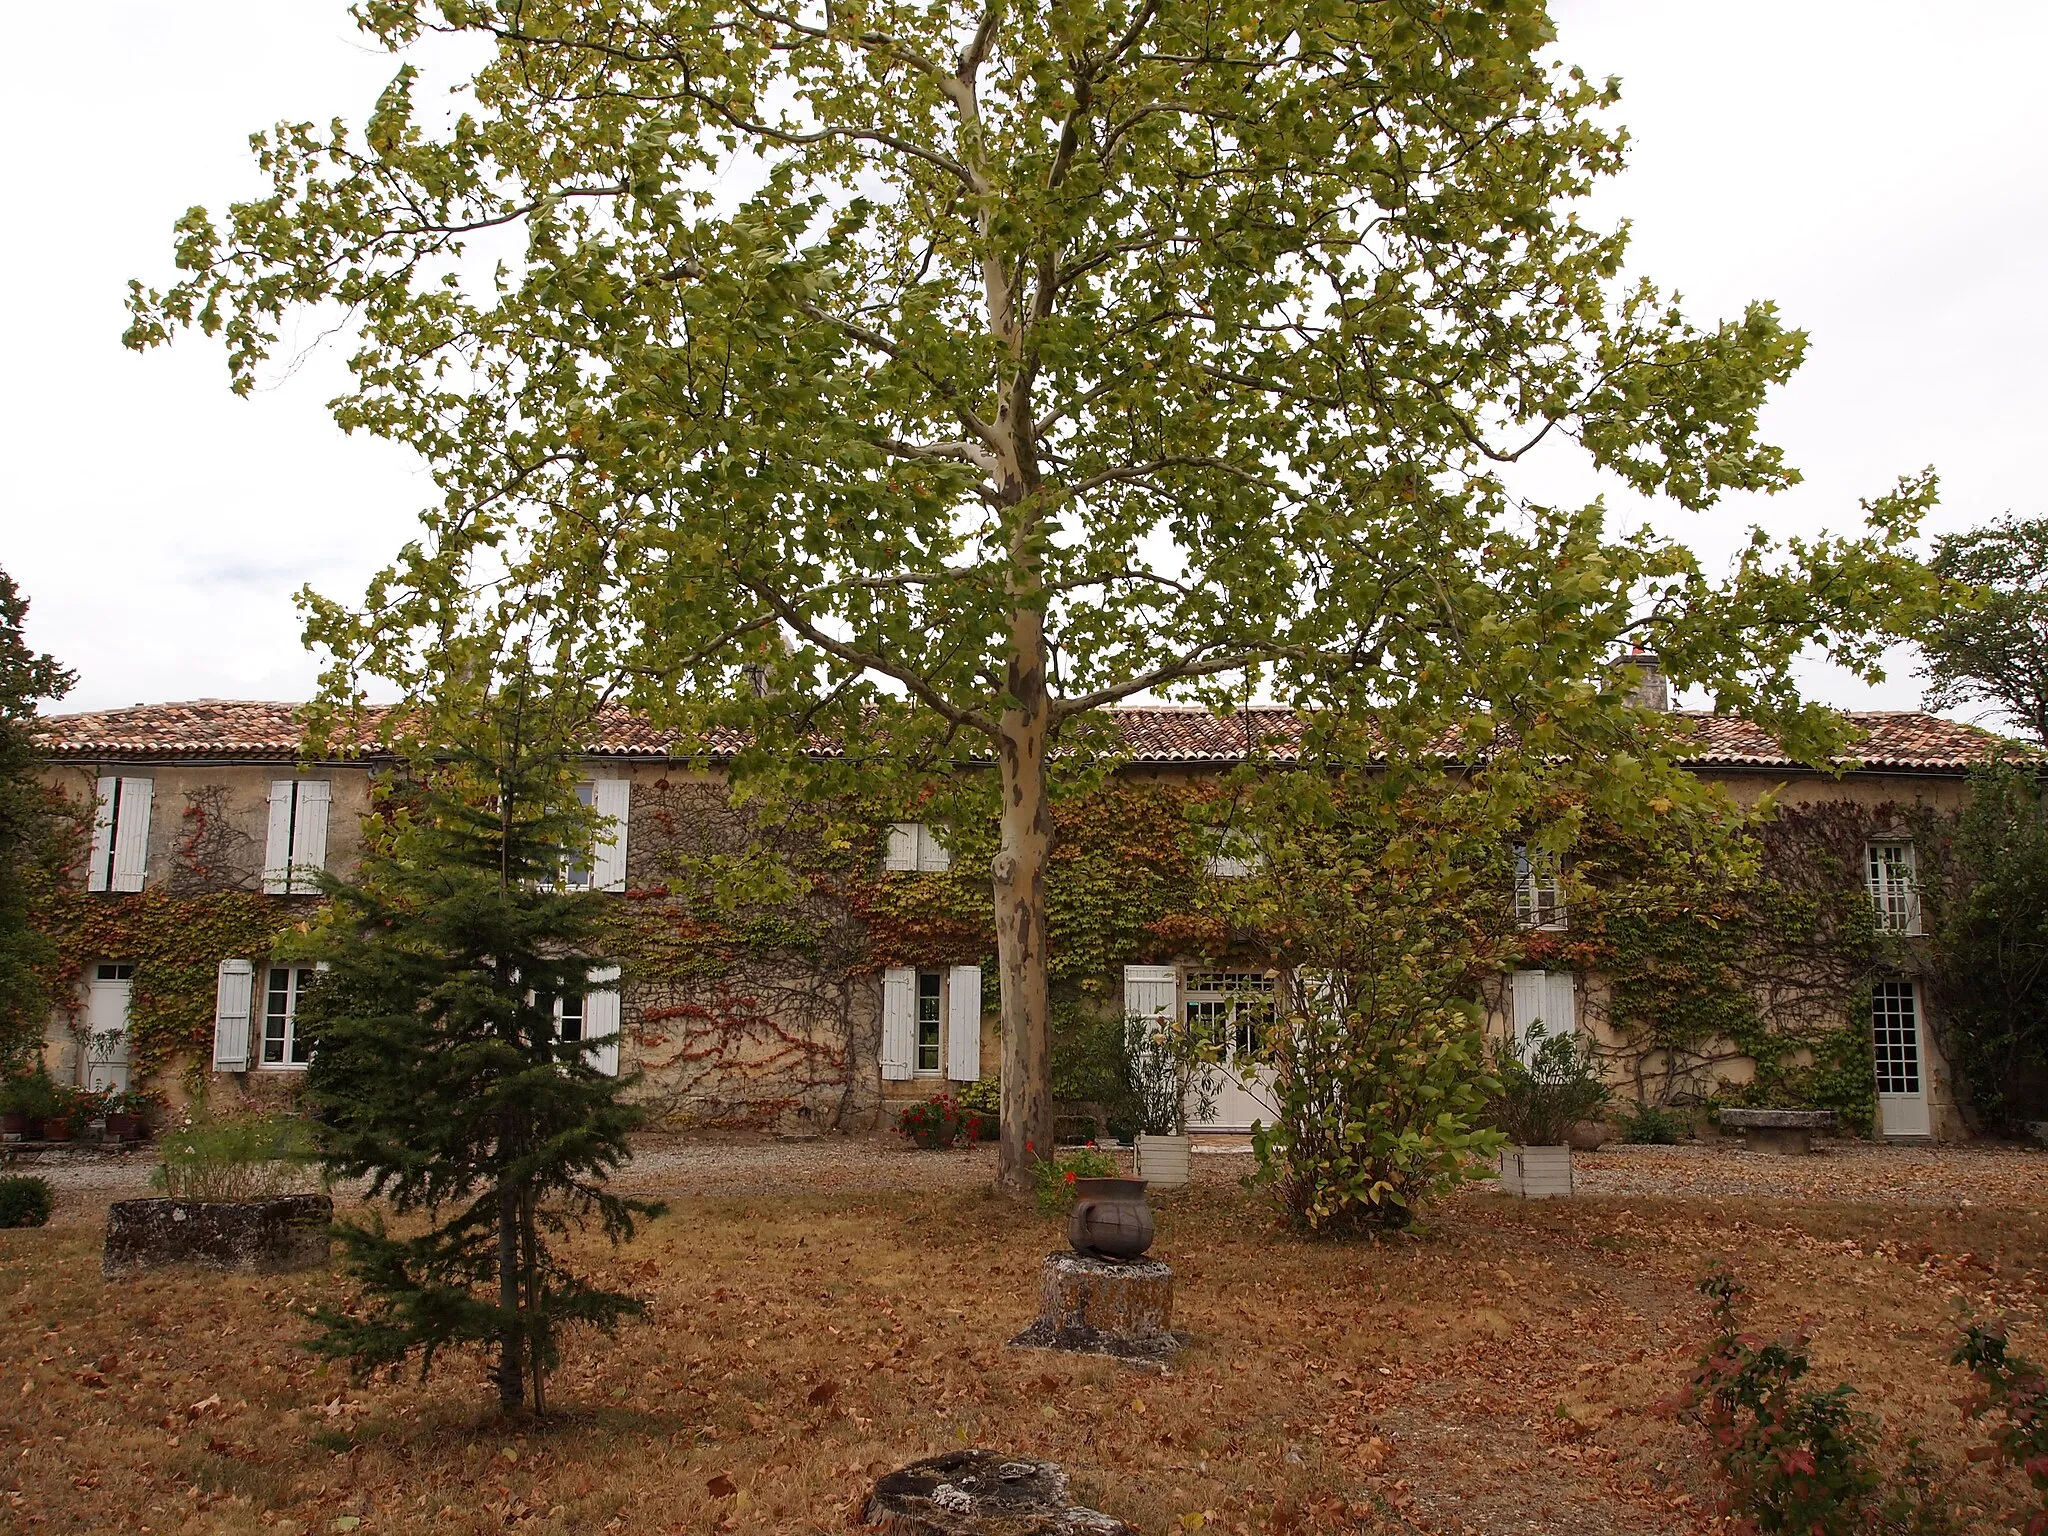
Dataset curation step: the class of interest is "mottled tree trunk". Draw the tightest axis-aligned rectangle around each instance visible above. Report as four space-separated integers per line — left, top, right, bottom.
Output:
995 610 1055 1193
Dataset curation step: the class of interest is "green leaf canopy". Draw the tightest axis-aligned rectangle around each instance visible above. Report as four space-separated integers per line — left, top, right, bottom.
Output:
129 0 1942 1184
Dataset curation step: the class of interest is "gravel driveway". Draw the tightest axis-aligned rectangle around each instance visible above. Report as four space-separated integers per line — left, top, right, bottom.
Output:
14 1130 2044 1227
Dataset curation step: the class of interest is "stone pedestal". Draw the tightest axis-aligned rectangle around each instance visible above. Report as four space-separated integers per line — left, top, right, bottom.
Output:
865 1451 1135 1535
103 1195 332 1277
1010 1251 1181 1361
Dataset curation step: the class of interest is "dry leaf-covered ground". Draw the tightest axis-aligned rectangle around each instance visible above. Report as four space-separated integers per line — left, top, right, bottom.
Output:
4 1137 2044 1536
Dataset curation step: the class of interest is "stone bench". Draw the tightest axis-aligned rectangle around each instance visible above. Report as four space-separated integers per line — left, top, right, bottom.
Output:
1717 1108 1836 1156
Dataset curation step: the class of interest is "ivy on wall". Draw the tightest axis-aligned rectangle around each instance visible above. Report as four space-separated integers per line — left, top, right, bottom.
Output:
36 890 315 1079
27 766 1939 1135
1552 798 1947 1134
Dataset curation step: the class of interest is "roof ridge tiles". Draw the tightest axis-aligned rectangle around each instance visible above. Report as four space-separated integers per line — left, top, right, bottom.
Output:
32 698 2017 774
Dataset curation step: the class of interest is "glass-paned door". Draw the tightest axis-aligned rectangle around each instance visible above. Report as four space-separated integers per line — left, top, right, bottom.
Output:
1871 980 1930 1137
85 962 135 1094
1184 971 1278 1132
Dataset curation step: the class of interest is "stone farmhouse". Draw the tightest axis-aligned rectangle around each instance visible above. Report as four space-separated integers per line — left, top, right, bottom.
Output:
32 675 2004 1142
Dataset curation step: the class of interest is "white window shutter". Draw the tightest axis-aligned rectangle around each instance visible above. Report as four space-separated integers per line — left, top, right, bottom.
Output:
946 965 982 1081
1510 969 1547 1043
1123 964 1178 1029
88 775 118 892
291 781 331 890
591 779 631 892
110 777 153 892
584 964 622 1076
263 782 297 894
880 967 916 1080
884 823 920 873
918 825 951 873
1543 972 1578 1037
212 958 255 1071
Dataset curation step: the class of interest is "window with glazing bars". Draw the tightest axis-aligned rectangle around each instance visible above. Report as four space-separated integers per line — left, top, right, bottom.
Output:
262 966 318 1067
1514 845 1566 929
915 971 943 1072
1871 980 1921 1095
1866 842 1920 935
1184 971 1275 1062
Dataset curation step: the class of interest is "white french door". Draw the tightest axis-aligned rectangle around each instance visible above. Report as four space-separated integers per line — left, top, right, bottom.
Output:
1184 971 1279 1132
1872 980 1930 1138
85 963 135 1094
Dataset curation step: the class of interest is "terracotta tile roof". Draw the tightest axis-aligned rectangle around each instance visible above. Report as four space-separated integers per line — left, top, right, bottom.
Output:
32 698 2014 774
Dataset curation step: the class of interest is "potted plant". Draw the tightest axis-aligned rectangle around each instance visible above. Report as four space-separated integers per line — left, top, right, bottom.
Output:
895 1093 968 1150
41 1083 78 1143
1124 1011 1223 1190
0 1076 30 1139
0 1065 60 1140
1487 1024 1609 1198
102 1089 159 1143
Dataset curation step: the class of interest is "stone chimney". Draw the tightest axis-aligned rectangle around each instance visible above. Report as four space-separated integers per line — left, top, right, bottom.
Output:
1616 649 1670 711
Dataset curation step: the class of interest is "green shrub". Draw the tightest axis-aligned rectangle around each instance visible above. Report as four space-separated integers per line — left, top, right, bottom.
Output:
0 1174 52 1228
1617 1101 1688 1144
151 1112 321 1201
956 1077 1000 1117
0 1063 60 1121
1488 1025 1610 1146
1032 1145 1119 1217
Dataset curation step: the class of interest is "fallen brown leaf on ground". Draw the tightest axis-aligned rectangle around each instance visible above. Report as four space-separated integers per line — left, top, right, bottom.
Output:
0 1134 2042 1535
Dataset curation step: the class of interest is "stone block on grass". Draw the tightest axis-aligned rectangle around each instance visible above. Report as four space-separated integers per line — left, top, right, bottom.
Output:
103 1194 332 1278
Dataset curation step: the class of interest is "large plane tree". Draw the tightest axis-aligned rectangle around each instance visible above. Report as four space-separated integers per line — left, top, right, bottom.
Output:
129 0 1937 1188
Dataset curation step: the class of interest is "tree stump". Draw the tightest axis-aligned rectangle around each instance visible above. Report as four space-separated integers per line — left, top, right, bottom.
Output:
865 1450 1136 1535
1010 1252 1181 1361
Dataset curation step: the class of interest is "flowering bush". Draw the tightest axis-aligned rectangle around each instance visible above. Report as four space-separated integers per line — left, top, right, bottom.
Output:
1674 1268 1881 1536
1031 1144 1119 1217
895 1093 988 1150
1674 1269 1956 1536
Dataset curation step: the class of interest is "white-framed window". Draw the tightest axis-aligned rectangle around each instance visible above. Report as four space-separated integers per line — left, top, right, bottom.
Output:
1202 831 1263 879
556 780 631 892
560 782 599 890
1513 844 1566 930
88 776 153 892
555 991 587 1045
884 822 952 874
261 965 318 1068
880 965 982 1081
1866 841 1922 936
1184 970 1275 1063
264 780 332 895
1871 979 1922 1096
96 962 136 983
915 971 943 1073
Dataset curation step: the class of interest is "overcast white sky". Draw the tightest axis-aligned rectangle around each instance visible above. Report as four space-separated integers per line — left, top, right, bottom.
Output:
3 3 2043 718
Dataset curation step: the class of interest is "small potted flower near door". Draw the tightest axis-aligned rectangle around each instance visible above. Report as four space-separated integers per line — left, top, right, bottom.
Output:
1125 1009 1223 1191
1488 1025 1608 1198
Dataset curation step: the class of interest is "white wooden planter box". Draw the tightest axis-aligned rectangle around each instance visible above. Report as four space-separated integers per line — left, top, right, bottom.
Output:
1498 1144 1573 1199
1133 1133 1192 1190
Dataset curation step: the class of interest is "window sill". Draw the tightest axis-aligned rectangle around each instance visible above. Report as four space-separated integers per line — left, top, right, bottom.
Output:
256 1062 311 1072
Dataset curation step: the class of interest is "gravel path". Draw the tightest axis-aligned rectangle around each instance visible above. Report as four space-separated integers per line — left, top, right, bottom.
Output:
1570 1139 2048 1207
14 1132 2045 1226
